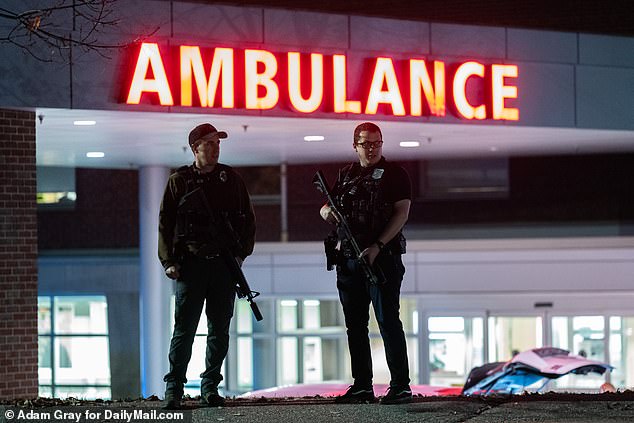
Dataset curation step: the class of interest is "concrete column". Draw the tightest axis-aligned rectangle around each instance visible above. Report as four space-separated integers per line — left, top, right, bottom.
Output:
280 162 288 242
107 292 141 399
139 165 172 398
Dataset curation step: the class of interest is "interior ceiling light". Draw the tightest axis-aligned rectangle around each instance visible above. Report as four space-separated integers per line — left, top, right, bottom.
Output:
86 152 105 158
400 141 420 148
304 135 325 142
74 120 97 126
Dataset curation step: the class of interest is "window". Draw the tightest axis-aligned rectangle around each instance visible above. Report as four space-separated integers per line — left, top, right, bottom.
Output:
419 158 509 201
488 316 542 362
38 296 110 399
609 316 634 388
181 296 419 394
428 317 484 386
176 298 274 396
275 299 348 386
177 301 227 398
551 316 606 390
36 166 76 209
369 298 420 384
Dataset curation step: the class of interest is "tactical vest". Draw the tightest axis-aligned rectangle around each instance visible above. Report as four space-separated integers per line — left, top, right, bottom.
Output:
174 164 246 254
334 161 406 253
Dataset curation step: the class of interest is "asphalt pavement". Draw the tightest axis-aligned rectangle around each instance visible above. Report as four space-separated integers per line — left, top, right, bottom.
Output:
194 395 634 423
3 393 634 423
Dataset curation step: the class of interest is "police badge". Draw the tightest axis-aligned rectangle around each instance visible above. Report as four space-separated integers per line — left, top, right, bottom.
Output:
219 170 228 182
372 168 385 179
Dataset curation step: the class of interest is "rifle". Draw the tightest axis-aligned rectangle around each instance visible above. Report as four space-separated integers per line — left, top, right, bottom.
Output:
180 187 263 321
312 170 386 285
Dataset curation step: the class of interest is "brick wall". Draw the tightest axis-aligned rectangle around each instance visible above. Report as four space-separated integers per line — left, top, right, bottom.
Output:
0 108 38 399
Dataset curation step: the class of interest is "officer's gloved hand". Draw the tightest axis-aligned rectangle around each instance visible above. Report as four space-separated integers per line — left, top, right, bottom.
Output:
165 264 180 280
320 205 340 224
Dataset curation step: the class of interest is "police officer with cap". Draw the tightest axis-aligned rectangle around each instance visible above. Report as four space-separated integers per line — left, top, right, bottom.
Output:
159 123 256 409
320 122 412 405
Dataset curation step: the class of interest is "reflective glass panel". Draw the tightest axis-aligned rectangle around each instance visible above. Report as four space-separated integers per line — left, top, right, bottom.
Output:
38 297 51 334
278 300 299 332
38 386 52 398
428 317 484 387
54 296 108 334
609 316 634 389
488 316 542 362
313 300 344 330
53 337 110 385
55 386 111 400
185 336 207 385
303 301 320 330
369 298 417 335
551 316 606 390
236 300 253 334
303 336 323 382
38 336 52 384
251 337 275 388
320 337 349 381
552 316 605 361
237 337 253 388
278 337 298 385
369 335 419 385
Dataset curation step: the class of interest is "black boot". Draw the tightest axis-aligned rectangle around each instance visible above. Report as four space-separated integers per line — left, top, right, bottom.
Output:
334 385 376 404
163 383 184 410
200 386 225 407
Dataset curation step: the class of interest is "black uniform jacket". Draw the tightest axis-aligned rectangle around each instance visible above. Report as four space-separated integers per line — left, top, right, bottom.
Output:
158 163 256 270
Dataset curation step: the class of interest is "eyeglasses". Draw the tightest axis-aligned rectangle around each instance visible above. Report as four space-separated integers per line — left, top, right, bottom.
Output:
356 140 383 150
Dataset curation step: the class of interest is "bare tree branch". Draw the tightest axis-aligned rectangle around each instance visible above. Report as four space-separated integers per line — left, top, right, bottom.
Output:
0 0 159 63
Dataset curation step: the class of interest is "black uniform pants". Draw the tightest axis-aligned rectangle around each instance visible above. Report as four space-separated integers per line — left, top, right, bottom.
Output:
336 253 410 389
163 255 236 396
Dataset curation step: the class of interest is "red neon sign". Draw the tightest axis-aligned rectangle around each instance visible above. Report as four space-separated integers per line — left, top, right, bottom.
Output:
125 42 519 121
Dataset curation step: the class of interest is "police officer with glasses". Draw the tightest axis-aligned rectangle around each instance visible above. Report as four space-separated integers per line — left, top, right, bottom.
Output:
320 122 413 405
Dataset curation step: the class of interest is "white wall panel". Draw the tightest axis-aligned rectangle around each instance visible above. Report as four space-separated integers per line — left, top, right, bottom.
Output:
505 62 576 127
173 3 263 43
72 0 172 111
242 264 273 293
350 16 430 54
0 52 70 108
263 10 348 49
430 23 505 58
579 34 634 67
272 265 335 294
576 66 634 130
39 238 634 298
507 29 578 64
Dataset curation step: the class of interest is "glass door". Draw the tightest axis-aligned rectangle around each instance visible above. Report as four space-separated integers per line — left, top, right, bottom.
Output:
550 315 607 391
609 316 634 389
426 316 485 387
487 315 543 362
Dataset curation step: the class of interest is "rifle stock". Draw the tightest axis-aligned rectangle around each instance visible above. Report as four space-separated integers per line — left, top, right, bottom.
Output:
313 171 385 285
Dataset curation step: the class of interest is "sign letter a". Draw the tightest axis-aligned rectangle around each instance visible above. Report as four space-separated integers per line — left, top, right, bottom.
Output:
127 43 174 105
